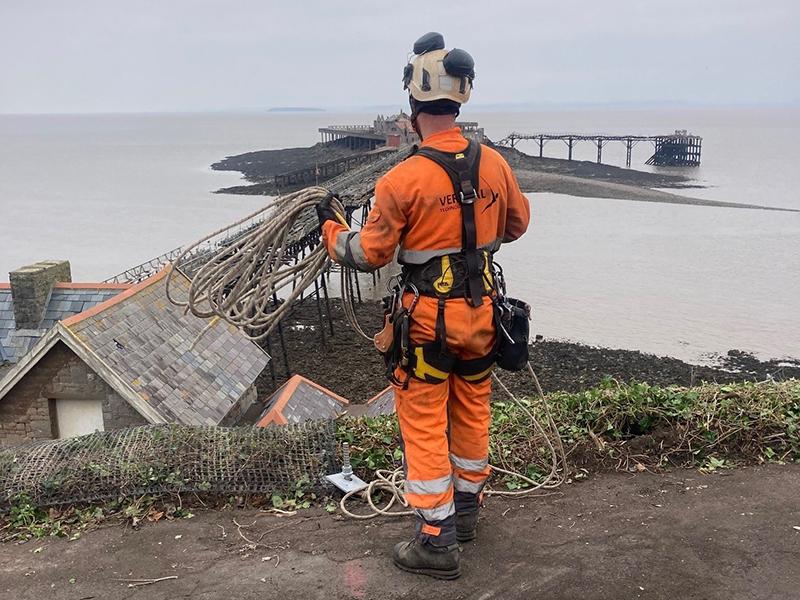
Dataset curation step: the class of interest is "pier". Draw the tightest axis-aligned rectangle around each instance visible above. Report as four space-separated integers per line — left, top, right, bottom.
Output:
319 114 485 149
497 130 702 167
318 126 386 150
274 147 396 189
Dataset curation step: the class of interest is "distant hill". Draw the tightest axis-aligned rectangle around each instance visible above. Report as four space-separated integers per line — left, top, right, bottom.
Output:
268 107 325 113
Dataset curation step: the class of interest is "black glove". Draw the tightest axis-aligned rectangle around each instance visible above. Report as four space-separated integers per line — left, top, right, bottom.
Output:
316 193 340 229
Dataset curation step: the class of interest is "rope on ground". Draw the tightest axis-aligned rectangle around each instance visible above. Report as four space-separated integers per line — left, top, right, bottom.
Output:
338 362 568 519
165 186 368 342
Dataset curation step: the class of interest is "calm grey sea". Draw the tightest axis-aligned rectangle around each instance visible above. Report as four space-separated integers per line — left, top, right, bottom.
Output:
0 108 798 361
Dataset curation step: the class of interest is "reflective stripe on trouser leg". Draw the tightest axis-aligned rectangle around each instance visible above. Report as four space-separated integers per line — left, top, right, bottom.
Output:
415 501 456 523
448 372 492 493
394 363 454 521
450 453 489 493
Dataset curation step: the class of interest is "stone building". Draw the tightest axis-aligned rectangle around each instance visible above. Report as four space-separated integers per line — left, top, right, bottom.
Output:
374 112 419 146
0 263 269 445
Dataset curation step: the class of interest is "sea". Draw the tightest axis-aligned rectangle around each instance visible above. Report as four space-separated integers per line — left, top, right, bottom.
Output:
0 107 798 363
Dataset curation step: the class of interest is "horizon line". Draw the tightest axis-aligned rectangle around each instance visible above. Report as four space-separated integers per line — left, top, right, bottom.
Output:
1 99 798 117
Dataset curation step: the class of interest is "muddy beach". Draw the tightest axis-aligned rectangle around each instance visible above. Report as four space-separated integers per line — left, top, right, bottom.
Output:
249 298 800 414
213 140 798 212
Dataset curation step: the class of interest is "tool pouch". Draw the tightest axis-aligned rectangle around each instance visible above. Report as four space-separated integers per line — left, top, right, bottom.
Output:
494 297 531 371
378 303 412 387
373 313 394 354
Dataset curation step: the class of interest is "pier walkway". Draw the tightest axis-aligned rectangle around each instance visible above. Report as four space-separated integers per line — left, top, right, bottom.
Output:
497 131 702 167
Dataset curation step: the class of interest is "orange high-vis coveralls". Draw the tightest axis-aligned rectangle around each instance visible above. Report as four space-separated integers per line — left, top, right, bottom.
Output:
322 127 530 524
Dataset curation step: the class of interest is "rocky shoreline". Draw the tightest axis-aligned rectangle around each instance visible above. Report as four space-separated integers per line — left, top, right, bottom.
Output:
249 299 800 414
211 140 692 198
212 140 798 212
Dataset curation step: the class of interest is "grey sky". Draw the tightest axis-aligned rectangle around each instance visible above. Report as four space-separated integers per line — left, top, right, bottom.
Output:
1 0 798 114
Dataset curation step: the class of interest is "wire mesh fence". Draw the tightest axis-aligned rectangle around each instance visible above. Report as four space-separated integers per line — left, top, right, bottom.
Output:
0 422 339 510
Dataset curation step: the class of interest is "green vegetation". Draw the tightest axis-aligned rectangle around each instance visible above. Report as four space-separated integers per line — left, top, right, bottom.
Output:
337 379 800 487
1 379 797 541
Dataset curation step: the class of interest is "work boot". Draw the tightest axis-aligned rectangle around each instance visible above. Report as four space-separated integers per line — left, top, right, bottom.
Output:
392 515 460 580
455 491 481 543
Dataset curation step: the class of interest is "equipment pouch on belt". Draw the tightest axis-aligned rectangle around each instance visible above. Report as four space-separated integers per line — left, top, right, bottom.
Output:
494 297 531 371
376 287 420 387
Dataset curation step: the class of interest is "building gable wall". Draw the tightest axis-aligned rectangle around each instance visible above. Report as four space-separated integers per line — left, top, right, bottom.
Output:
0 342 147 446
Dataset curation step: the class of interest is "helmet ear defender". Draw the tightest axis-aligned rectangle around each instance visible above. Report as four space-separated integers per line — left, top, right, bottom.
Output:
442 48 475 84
413 32 445 54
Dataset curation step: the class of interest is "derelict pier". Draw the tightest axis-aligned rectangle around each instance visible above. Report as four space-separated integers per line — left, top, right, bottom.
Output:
497 130 702 167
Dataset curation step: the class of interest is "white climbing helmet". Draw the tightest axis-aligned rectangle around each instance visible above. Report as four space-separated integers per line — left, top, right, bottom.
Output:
402 32 475 105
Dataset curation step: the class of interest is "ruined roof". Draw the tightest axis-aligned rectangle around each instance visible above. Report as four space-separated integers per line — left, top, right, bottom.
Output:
0 267 270 426
0 283 129 364
364 386 395 416
341 386 396 418
256 374 348 426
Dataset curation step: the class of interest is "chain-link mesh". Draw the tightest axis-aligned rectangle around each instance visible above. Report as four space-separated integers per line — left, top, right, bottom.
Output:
0 422 338 509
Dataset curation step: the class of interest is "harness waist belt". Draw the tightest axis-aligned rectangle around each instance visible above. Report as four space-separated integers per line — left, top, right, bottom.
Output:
402 251 494 299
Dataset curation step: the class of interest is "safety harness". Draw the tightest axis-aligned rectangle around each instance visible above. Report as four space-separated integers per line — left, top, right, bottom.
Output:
378 140 502 387
411 140 487 307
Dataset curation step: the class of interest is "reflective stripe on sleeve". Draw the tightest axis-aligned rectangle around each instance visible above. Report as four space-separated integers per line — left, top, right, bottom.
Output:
347 235 375 271
333 231 351 261
333 231 376 272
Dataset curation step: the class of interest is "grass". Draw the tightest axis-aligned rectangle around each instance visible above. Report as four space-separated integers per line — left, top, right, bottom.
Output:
1 378 797 541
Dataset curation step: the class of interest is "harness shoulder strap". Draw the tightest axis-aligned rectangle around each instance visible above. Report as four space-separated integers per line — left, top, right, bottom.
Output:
414 140 485 306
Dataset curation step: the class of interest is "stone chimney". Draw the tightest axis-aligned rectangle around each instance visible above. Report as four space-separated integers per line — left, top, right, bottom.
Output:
9 260 72 329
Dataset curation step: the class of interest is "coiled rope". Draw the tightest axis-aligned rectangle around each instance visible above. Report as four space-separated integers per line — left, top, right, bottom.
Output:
165 186 369 342
165 184 566 520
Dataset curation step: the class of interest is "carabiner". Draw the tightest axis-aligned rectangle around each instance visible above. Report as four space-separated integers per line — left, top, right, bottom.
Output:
404 280 421 315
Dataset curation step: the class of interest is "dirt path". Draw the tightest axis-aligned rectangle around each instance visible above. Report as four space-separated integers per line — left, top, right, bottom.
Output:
3 464 798 599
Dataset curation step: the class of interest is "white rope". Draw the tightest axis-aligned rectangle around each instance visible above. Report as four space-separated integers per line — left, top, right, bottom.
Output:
165 186 369 342
338 362 568 519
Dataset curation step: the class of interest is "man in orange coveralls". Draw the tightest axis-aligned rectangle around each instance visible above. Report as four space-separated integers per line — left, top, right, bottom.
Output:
317 32 530 579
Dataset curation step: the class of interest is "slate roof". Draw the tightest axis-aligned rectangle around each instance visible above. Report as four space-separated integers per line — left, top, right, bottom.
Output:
341 386 396 418
0 267 270 427
364 386 396 416
62 268 270 426
256 375 349 426
0 284 126 364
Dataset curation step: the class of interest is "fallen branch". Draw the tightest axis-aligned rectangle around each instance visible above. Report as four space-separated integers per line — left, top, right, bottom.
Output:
115 575 178 588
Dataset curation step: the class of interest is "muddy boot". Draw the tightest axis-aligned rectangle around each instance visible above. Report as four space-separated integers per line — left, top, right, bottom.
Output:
392 515 460 580
455 491 480 543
